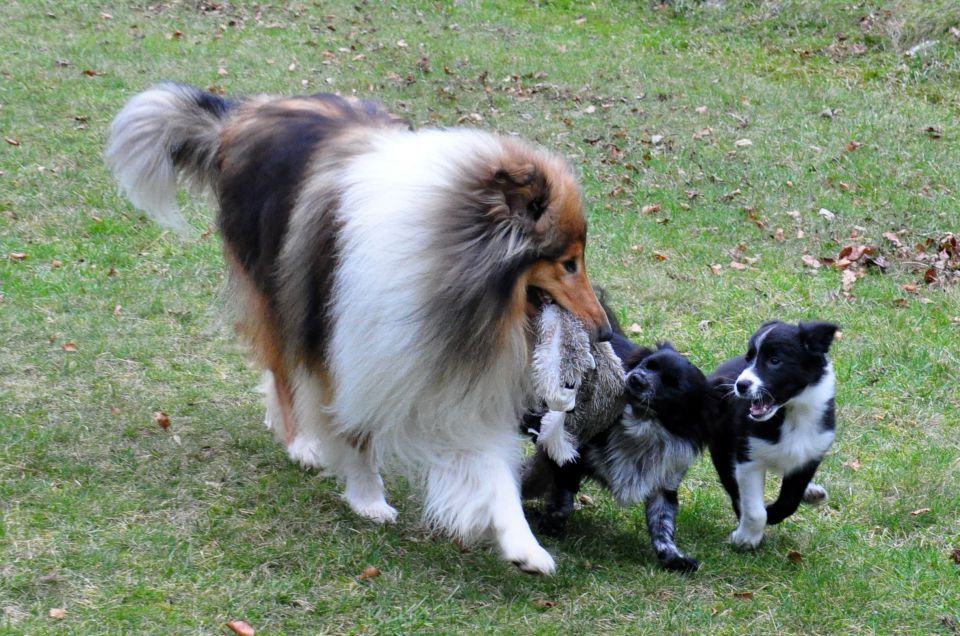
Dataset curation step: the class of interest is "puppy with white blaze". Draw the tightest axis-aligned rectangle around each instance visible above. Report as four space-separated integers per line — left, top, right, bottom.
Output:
105 83 612 574
708 321 839 550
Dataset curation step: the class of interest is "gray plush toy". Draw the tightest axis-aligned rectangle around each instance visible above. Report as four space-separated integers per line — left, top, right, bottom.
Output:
528 302 626 465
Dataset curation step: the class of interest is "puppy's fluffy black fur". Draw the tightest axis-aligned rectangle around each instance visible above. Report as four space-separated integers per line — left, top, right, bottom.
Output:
522 303 715 572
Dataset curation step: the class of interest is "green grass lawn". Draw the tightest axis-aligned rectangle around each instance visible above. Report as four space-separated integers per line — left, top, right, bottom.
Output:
2 0 959 633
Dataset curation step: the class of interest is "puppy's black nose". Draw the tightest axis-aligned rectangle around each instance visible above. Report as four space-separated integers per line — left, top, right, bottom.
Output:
735 379 752 395
628 372 649 392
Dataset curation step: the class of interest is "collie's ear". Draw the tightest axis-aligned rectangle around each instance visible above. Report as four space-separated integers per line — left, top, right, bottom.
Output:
656 341 677 352
490 163 549 222
799 321 838 355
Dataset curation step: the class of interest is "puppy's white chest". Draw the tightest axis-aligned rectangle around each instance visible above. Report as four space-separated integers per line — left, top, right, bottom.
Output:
749 412 834 474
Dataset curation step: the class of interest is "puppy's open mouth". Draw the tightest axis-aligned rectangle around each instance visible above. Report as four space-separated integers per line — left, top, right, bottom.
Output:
748 395 779 421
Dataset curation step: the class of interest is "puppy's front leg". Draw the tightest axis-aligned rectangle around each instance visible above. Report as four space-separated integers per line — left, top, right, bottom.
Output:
539 459 584 536
729 462 766 549
645 489 699 572
765 460 820 525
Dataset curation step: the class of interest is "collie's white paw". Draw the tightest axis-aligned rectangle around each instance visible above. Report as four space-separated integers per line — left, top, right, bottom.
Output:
728 527 763 550
500 536 556 575
345 496 398 524
803 483 828 505
286 436 326 470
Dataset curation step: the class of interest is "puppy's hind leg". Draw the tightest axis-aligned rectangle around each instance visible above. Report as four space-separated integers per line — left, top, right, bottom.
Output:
645 489 699 572
426 449 556 575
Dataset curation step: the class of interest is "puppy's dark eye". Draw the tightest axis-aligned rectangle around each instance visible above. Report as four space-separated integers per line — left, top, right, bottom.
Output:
768 356 781 366
661 374 678 388
644 359 660 372
562 259 578 274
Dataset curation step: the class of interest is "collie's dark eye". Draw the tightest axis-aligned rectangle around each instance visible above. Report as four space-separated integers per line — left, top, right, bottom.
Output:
643 359 660 372
562 259 578 274
768 356 781 366
661 374 678 388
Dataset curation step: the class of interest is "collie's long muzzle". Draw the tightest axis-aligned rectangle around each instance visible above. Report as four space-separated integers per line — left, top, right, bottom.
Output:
528 261 612 342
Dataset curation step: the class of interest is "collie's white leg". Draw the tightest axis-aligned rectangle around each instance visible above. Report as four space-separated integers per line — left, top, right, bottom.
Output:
426 450 556 574
288 368 396 523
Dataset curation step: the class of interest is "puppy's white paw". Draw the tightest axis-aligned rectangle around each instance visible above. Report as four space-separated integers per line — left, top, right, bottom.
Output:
345 496 398 524
803 483 828 505
728 527 764 550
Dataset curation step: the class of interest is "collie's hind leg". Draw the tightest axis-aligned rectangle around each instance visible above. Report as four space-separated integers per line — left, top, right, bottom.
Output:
289 369 396 523
426 450 556 575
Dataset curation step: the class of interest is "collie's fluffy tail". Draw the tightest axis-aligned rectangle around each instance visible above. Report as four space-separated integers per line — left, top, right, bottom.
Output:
105 83 235 233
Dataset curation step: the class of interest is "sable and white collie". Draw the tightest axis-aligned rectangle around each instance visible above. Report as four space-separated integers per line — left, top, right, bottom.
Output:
708 321 839 550
105 83 611 574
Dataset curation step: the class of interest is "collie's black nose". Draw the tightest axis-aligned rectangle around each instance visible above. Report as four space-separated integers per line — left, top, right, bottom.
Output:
597 322 613 343
735 379 752 395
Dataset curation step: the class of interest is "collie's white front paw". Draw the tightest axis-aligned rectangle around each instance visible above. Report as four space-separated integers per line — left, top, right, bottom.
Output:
728 526 764 550
345 496 398 524
500 534 556 575
803 483 828 505
286 436 326 470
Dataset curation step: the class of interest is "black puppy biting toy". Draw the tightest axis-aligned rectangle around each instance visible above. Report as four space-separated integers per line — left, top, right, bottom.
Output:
522 300 715 572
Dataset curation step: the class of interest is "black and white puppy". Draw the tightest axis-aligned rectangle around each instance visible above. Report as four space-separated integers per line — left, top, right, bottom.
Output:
522 324 715 572
709 321 839 550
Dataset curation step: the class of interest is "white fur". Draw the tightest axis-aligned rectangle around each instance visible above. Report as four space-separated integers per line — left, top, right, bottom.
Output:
316 129 550 570
803 482 828 503
105 84 222 234
747 364 836 474
536 410 579 465
730 461 767 548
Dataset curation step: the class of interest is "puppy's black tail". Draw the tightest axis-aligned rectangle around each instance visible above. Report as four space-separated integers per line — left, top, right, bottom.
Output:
105 83 237 234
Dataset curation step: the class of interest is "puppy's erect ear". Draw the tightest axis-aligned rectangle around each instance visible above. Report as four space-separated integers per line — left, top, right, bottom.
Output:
490 163 549 222
799 321 839 355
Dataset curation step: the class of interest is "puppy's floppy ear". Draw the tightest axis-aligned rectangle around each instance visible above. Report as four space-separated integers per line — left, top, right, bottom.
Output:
622 346 654 371
799 321 839 355
490 163 549 222
656 341 677 352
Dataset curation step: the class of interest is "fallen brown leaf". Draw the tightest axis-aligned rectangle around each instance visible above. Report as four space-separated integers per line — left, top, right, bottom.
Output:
787 550 803 564
652 251 668 262
225 620 255 636
801 255 822 269
628 323 643 334
8 251 27 260
729 261 747 271
951 548 960 565
154 411 171 429
902 284 918 294
5 138 20 146
843 458 861 471
910 507 931 516
710 264 723 275
641 203 661 215
49 608 66 620
533 599 557 609
845 140 862 152
359 566 381 580
61 342 78 352
733 591 754 601
578 494 594 506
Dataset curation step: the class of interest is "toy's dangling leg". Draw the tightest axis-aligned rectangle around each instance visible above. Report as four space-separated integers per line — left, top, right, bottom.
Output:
536 410 579 466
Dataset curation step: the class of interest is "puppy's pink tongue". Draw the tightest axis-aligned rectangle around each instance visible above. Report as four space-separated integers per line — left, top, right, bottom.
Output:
750 400 772 418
